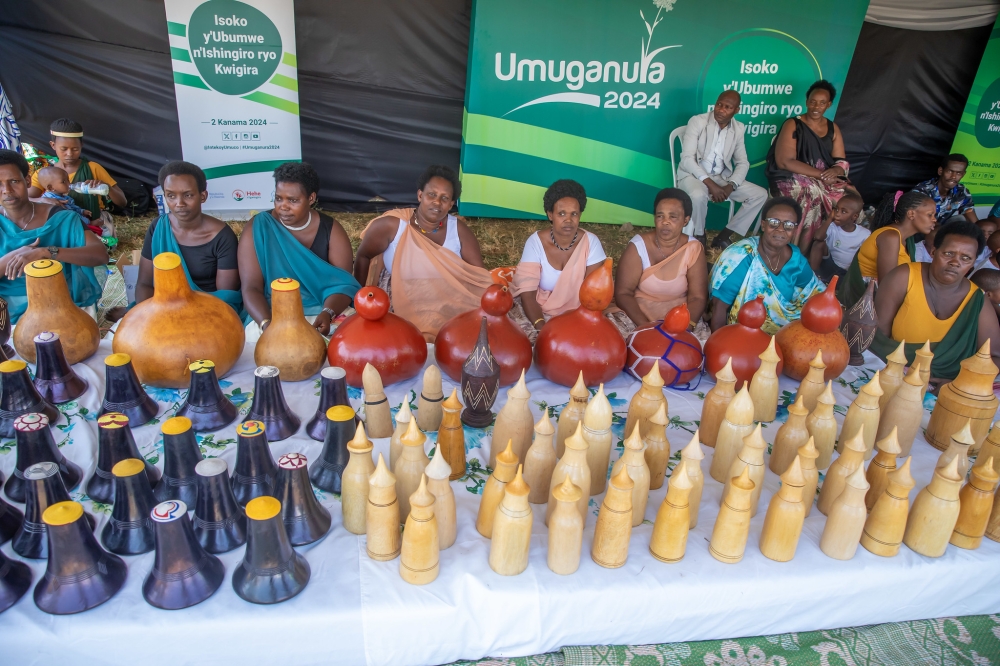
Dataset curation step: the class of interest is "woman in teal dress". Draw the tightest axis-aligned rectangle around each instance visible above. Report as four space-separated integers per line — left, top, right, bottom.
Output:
710 196 824 334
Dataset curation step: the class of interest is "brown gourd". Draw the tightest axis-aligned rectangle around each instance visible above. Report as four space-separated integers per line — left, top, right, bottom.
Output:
254 278 326 382
807 381 838 470
582 384 613 495
700 358 737 448
476 440 519 538
819 466 869 560
876 360 925 457
366 454 401 561
799 437 820 517
546 423 591 525
547 476 584 575
680 431 705 529
861 456 915 557
624 362 667 439
523 411 557 504
341 423 375 535
362 364 394 439
424 450 457 550
643 403 671 490
950 456 998 550
878 340 908 410
395 419 430 522
926 341 999 455
437 389 466 480
490 370 534 467
749 336 781 423
556 372 589 458
769 394 809 476
489 466 533 576
722 423 767 517
415 365 444 432
708 382 755 483
865 427 901 511
388 400 412 472
710 467 755 564
611 426 650 526
838 371 882 459
935 420 975 480
817 428 866 516
591 466 634 569
759 456 806 562
399 475 439 585
794 350 827 412
903 456 963 557
649 460 693 563
14 259 99 365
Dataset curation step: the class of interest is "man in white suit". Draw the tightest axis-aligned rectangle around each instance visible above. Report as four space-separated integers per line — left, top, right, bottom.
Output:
676 90 767 249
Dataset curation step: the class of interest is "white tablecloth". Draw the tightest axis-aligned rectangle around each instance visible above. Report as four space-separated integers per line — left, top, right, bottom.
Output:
1 337 998 666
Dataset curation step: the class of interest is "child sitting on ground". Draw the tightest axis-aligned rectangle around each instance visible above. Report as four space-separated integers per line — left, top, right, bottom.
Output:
971 268 1000 325
808 191 869 283
36 166 92 221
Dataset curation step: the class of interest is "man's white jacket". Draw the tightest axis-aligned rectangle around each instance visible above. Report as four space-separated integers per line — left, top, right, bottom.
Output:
676 112 750 187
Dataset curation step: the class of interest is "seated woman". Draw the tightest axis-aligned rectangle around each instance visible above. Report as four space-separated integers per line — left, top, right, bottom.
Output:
837 191 936 307
510 180 607 339
354 165 491 340
710 196 824 334
238 162 359 338
0 150 107 321
872 221 1000 381
612 188 707 336
765 80 852 254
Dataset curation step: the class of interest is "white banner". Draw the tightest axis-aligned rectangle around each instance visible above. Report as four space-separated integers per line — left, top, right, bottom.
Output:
164 0 301 214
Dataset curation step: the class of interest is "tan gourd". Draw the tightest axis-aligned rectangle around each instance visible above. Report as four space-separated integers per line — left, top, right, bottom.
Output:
950 456 998 550
523 411 557 504
722 423 767 517
389 400 413 472
395 419 430 522
799 437 820 517
861 456 915 557
979 422 1000 477
807 381 838 470
759 456 806 562
437 389 465 480
476 440 519 538
708 382 755 483
926 341 999 454
362 363 394 438
935 420 975 480
556 372 589 458
366 454 401 561
254 278 326 382
749 336 781 422
795 350 827 412
649 460 693 563
903 456 963 557
415 365 444 432
865 427 901 511
643 403 671 490
546 423 591 525
819 465 870 560
583 383 613 495
399 475 439 585
424 450 457 550
915 341 933 399
490 370 534 467
709 467 755 564
838 371 883 459
817 428 867 516
611 426 651 526
876 360 925 457
547 476 584 575
700 358 737 448
489 466 533 576
591 466 634 569
680 432 705 529
14 260 100 365
878 340 908 410
625 361 667 439
770 394 810 476
341 423 375 535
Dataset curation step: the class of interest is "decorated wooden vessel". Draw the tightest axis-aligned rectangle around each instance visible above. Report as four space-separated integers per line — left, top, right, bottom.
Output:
476 440 519 538
903 456 962 557
437 389 466 480
721 423 767 517
861 456 915 557
759 456 806 562
840 278 877 365
461 318 501 428
950 456 998 550
399 475 439 585
710 467 754 564
366 454 401 561
649 460 693 563
489 466 532 576
925 341 999 454
415 365 444 432
865 428 901 511
591 467 634 569
395 419 430 522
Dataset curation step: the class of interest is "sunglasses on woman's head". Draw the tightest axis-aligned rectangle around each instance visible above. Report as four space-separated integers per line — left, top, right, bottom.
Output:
764 217 799 231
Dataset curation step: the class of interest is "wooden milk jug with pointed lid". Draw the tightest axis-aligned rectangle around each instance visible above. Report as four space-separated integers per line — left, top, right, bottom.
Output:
710 467 755 564
477 440 519 538
14 259 99 365
709 383 755 483
820 466 870 560
591 467 634 569
903 456 963 557
556 372 589 458
424 450 457 550
760 456 807 562
625 362 667 439
612 426 651 526
936 420 976 480
818 428 867 516
395 419 429 522
547 476 584 575
366 454 400 561
861 456 915 557
879 340 908 410
808 381 838 470
770 394 810 476
643 403 670 490
400 475 439 585
799 437 820 517
489 466 533 576
649 460 693 563
341 423 375 535
680 431 705 528
490 370 534 467
700 358 737 448
416 365 444 432
839 371 883 459
523 411 557 504
984 474 1000 543
865 427 901 511
915 341 934 399
547 423 591 525
437 389 466 480
927 341 999 454
362 363 394 439
979 422 1000 477
254 278 326 382
950 456 998 550
723 423 767 517
876 360 925 457
389 400 412 472
794 350 827 412
583 383 613 495
749 336 781 423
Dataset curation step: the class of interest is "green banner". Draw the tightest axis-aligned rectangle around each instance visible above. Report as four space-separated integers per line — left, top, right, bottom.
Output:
460 0 870 226
952 18 1000 205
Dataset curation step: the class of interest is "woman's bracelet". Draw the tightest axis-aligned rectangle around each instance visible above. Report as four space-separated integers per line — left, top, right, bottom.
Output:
533 317 545 328
321 307 336 319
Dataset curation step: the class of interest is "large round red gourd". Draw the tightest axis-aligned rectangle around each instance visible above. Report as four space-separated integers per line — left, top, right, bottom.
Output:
435 283 532 386
535 259 626 387
704 296 783 386
774 276 850 381
327 286 427 387
626 304 704 386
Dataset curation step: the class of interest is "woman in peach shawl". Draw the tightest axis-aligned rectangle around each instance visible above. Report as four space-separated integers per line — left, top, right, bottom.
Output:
612 188 708 337
353 165 492 341
510 180 608 341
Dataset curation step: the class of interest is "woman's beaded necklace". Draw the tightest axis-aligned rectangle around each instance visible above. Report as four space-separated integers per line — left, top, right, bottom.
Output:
412 211 444 234
550 229 580 252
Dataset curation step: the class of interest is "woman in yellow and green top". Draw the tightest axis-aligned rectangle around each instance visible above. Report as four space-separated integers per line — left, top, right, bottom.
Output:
26 118 126 218
872 221 1000 381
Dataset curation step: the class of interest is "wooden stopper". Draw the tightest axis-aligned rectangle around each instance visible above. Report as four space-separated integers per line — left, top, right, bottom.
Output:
547 476 584 575
926 340 999 455
389 399 412 472
903 456 963 557
583 383 613 495
749 336 781 423
936 420 975 481
878 340 908 411
592 466 634 569
643 403 671 490
624 361 667 439
437 389 466 480
865 427 901 511
808 381 838 470
876 360 925 457
760 456 806 562
415 365 444 432
700 358 736 448
795 350 827 412
708 382 755 483
915 340 933 400
820 465 870 560
546 423 591 526
710 467 755 564
950 456 999 550
395 418 429 522
838 371 883 459
722 423 767 517
611 425 651 526
680 431 705 529
342 423 375 535
366 454 401 561
798 437 820 518
400 475 439 585
649 460 693 563
556 371 589 458
362 363 393 438
476 440 518 538
817 427 867 516
861 457 915 557
770 394 810 476
490 370 534 467
424 450 457 550
523 411 557 504
489 465 532 576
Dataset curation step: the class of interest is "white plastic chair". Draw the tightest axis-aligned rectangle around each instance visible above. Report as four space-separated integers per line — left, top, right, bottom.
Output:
669 126 734 236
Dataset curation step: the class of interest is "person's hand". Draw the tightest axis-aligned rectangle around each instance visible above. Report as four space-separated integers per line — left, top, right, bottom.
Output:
4 240 46 280
83 210 93 219
721 183 735 199
84 179 104 190
313 310 333 336
705 180 727 203
819 167 845 184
